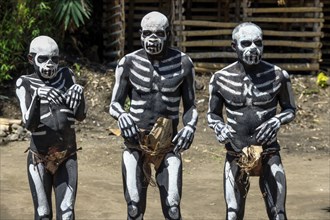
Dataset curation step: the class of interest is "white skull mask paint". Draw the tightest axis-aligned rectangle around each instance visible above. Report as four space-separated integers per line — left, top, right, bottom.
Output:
233 24 263 65
140 11 169 55
29 36 59 79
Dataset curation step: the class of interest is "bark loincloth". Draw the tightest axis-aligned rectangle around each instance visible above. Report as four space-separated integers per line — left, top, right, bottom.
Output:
237 145 263 177
27 146 81 174
126 117 174 185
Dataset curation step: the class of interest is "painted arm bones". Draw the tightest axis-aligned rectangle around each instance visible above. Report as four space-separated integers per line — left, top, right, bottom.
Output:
109 61 139 141
207 74 236 144
17 78 85 132
173 63 198 154
256 73 296 145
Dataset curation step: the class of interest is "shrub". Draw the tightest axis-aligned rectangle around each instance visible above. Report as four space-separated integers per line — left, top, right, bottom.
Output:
0 1 56 82
0 0 92 82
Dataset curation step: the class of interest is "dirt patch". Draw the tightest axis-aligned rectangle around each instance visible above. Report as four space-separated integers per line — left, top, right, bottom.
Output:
0 67 329 219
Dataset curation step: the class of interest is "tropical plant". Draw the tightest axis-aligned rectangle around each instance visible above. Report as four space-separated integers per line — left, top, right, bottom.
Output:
54 0 92 32
0 0 93 82
0 0 56 82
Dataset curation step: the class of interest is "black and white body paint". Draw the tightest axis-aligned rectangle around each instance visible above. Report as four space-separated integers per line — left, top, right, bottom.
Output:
29 36 60 79
110 11 198 220
207 23 296 220
231 22 263 65
16 35 86 219
140 11 169 55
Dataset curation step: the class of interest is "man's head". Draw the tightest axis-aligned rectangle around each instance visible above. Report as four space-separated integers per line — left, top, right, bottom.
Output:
232 22 263 65
140 11 170 56
28 35 59 79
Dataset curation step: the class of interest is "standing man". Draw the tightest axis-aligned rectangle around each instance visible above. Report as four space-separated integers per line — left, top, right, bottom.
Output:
109 11 198 220
16 35 86 219
207 22 296 220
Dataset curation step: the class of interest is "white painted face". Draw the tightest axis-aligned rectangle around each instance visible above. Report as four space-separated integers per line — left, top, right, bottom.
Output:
29 36 59 79
140 11 169 55
233 24 263 65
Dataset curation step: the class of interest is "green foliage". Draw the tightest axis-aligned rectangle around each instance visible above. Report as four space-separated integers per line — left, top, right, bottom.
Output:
0 0 93 83
72 63 82 76
55 0 92 31
124 97 131 112
0 0 56 82
316 72 329 88
303 88 319 95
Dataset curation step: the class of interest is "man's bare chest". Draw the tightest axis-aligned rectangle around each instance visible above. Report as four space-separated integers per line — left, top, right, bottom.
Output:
218 75 281 106
128 62 184 93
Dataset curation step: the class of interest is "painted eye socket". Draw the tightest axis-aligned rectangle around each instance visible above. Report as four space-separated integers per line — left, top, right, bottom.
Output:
142 30 166 37
240 40 252 47
254 40 263 47
37 55 59 63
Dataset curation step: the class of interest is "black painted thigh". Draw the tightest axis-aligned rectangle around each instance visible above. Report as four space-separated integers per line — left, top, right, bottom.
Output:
53 154 78 220
156 152 182 220
223 154 249 220
259 153 287 220
27 151 53 220
122 148 148 220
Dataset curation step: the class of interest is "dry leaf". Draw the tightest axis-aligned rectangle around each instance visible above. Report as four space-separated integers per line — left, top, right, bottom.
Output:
108 128 121 136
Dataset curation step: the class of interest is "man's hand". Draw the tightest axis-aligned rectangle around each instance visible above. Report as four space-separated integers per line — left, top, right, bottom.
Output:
173 125 195 154
65 84 84 109
214 123 235 144
118 113 139 141
256 117 281 145
36 86 65 105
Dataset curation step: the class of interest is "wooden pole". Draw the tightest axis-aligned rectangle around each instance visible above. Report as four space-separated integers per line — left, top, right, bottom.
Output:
193 63 320 72
0 118 22 125
173 20 238 28
243 17 324 23
187 52 321 60
127 0 135 53
245 7 323 13
179 29 323 38
312 0 322 74
179 40 321 48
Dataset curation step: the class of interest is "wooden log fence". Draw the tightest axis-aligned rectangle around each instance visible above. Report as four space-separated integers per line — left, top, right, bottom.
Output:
245 7 323 13
181 29 324 38
187 52 322 60
102 0 327 73
321 0 330 71
179 39 322 48
174 1 324 73
194 62 320 73
102 0 125 66
243 17 324 23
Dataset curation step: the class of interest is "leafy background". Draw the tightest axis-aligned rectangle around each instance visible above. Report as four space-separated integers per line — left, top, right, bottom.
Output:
0 0 92 82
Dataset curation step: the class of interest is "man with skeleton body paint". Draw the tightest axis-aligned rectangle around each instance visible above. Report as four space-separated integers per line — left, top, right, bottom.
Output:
109 11 198 220
207 22 296 220
16 35 86 220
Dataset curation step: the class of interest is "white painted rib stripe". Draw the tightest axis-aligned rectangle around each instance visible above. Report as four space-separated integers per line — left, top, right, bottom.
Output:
131 100 147 105
40 112 51 120
226 108 243 116
217 82 241 95
130 107 144 114
129 79 150 92
132 60 150 72
159 62 181 72
167 106 179 112
131 68 151 82
162 53 182 63
219 76 243 87
60 109 73 113
161 95 181 102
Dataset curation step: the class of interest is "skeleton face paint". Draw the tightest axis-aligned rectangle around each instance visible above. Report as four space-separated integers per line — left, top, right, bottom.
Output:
29 36 59 79
233 24 263 65
140 11 169 55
